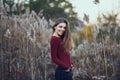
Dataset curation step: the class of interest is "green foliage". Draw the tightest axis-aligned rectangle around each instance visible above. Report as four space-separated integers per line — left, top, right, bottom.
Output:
26 0 77 20
3 0 77 30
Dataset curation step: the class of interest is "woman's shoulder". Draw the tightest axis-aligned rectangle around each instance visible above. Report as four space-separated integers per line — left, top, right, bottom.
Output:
50 36 62 43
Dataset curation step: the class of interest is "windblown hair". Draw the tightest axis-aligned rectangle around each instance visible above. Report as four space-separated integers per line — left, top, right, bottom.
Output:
52 17 74 52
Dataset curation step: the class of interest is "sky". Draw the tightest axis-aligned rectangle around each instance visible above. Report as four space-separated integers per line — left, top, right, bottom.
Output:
69 0 120 23
14 0 120 23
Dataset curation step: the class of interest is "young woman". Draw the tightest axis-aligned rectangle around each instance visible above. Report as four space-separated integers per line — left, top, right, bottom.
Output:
50 17 74 80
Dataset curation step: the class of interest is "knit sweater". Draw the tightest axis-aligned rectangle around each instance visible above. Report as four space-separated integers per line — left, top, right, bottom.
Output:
50 36 72 69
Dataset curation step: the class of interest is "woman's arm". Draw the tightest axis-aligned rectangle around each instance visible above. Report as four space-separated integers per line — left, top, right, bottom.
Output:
50 38 69 69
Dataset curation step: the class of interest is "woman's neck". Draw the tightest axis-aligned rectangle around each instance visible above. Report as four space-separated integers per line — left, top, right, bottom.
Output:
53 33 60 38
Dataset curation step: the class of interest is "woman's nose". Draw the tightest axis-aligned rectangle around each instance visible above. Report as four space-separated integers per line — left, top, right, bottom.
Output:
61 27 66 30
62 28 65 31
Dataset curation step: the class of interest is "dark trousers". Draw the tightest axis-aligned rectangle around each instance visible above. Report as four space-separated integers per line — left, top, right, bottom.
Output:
55 66 73 80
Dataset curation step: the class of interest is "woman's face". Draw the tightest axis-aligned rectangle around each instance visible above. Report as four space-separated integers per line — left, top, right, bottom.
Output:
54 22 67 37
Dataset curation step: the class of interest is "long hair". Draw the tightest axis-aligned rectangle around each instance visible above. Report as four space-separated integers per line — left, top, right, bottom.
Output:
52 17 74 52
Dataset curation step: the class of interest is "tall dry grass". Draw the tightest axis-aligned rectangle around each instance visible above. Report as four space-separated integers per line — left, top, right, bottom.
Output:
1 2 120 80
0 2 54 80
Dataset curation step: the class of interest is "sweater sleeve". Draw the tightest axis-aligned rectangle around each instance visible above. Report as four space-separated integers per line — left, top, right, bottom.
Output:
50 38 69 69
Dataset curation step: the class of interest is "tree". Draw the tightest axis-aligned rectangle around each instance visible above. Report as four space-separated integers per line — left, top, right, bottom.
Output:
26 0 77 20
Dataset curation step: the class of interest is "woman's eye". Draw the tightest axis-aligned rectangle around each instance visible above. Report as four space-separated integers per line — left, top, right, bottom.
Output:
63 27 66 29
59 26 66 29
59 26 63 28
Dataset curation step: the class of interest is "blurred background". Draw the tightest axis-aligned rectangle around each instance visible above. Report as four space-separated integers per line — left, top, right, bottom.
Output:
0 0 120 80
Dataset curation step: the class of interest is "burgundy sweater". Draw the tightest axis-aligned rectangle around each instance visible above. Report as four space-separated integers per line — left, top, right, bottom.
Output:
50 36 72 69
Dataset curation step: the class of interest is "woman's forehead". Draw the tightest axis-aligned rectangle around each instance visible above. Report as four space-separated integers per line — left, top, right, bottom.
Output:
58 22 66 26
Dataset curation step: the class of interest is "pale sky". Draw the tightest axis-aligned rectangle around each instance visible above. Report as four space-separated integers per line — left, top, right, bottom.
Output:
14 0 120 23
69 0 120 23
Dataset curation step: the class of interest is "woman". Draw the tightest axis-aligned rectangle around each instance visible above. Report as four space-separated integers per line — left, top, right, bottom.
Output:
50 17 74 80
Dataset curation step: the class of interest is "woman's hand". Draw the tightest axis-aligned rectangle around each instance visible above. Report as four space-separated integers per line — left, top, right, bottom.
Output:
65 68 70 72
